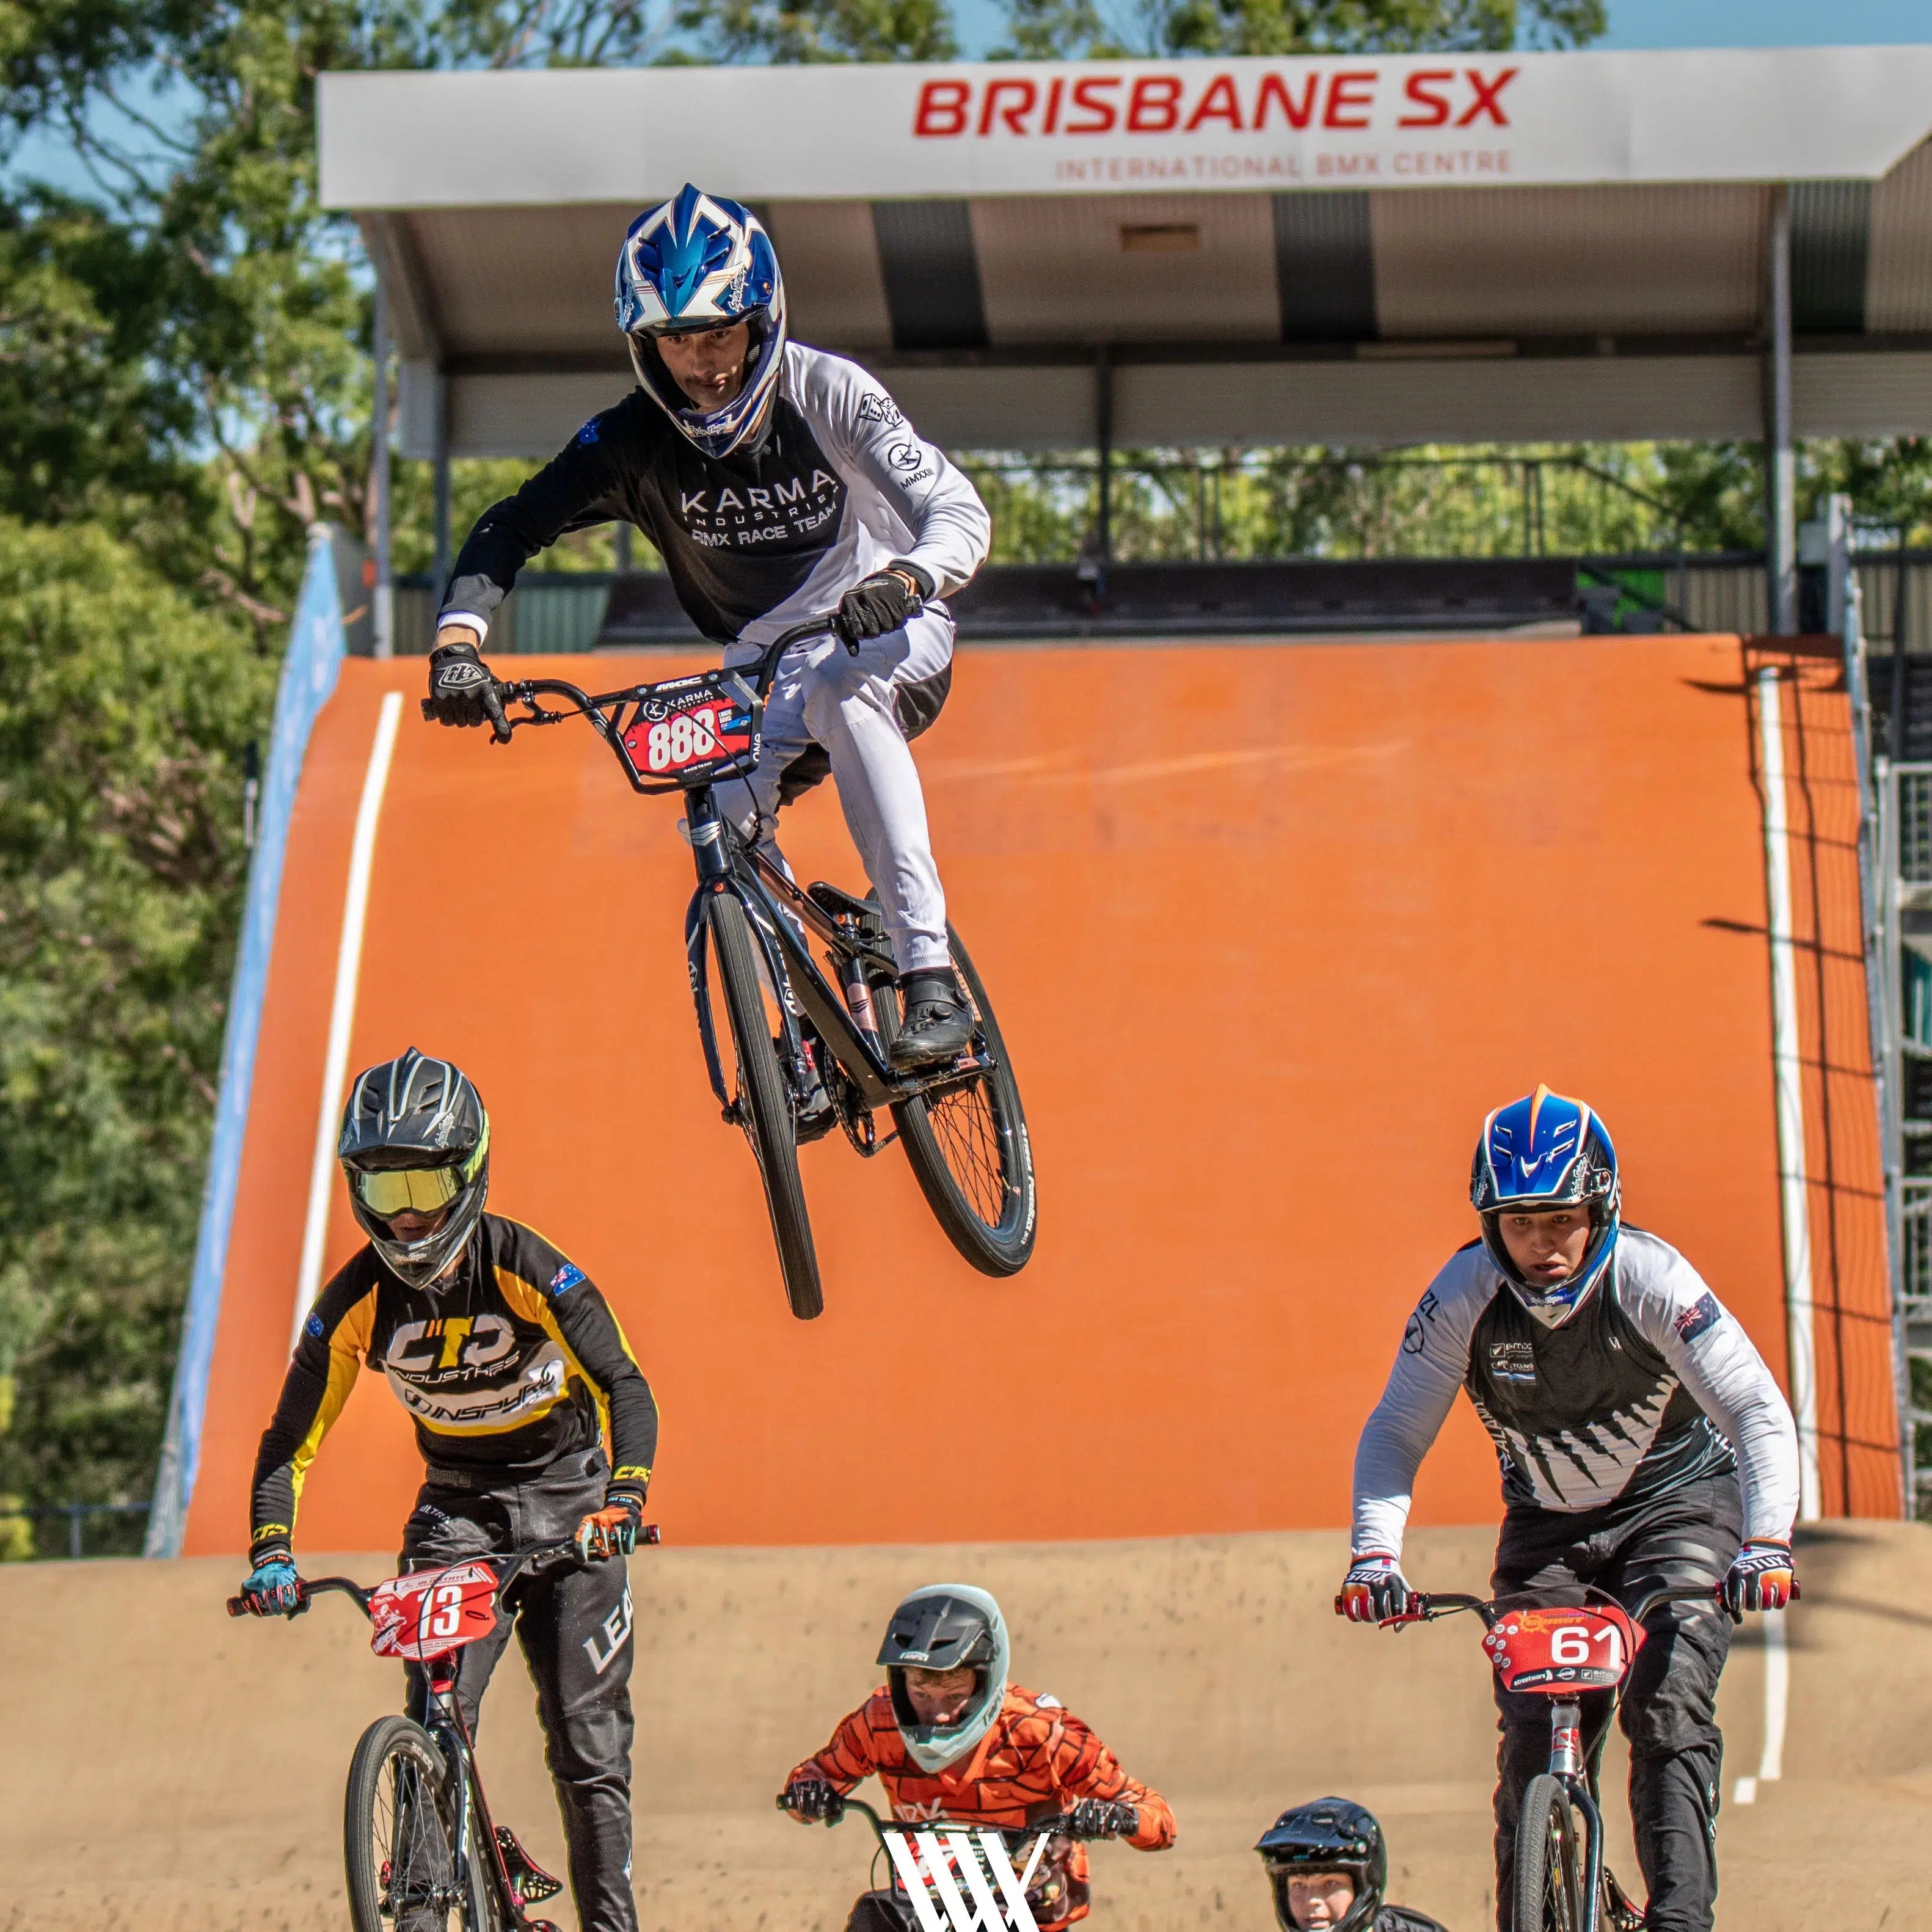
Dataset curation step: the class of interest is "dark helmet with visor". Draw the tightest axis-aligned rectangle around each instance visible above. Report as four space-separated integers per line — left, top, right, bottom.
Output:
878 1584 1010 1773
339 1048 489 1290
1256 1798 1387 1932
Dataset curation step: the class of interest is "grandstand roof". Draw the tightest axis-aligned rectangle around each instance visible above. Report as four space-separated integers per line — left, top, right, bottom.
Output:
320 46 1932 456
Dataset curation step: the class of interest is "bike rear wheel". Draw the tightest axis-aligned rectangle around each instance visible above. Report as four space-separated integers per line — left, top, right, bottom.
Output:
709 888 823 1320
880 924 1037 1277
344 1716 461 1932
1514 1774 1585 1932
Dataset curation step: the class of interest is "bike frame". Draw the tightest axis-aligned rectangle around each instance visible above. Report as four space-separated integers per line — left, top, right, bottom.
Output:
232 1533 656 1930
488 618 994 1145
1396 1583 1715 1932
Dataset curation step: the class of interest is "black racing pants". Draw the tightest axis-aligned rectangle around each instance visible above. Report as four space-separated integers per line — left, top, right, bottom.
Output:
1490 1472 1742 1932
400 1449 637 1932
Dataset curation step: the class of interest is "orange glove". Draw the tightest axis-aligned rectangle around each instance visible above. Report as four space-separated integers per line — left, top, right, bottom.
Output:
574 1495 643 1562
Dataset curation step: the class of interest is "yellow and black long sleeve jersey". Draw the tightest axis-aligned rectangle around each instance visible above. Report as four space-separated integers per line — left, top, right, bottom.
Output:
249 1216 657 1558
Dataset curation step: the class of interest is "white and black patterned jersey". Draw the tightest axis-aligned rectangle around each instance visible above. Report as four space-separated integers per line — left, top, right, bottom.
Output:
1351 1229 1799 1556
440 341 990 649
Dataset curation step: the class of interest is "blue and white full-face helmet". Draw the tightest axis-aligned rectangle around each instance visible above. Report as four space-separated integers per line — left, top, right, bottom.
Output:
614 184 786 459
1471 1084 1620 1329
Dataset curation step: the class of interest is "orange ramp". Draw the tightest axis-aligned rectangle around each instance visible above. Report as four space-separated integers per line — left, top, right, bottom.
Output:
181 633 1896 1556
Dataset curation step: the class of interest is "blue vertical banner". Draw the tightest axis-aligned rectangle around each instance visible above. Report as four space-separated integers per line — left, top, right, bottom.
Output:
145 528 350 1557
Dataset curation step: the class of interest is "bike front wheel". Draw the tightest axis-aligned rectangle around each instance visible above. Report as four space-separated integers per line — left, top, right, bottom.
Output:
708 888 823 1320
1514 1774 1586 1932
344 1715 462 1932
881 924 1037 1277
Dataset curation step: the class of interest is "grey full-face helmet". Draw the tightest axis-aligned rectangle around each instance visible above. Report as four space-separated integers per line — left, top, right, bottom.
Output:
338 1048 489 1291
878 1584 1010 1773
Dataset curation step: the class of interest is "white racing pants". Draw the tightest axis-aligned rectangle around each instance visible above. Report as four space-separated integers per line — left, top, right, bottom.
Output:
720 607 954 975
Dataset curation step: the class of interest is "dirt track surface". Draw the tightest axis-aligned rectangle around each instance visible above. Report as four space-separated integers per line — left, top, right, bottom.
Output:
9 1520 1927 1931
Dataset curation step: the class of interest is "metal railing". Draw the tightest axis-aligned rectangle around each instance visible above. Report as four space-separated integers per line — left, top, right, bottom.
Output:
1 1499 152 1561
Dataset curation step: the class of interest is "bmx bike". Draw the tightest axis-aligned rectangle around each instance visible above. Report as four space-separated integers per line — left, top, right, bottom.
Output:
435 614 1037 1322
228 1529 657 1931
1387 1583 1719 1932
777 1789 1133 1932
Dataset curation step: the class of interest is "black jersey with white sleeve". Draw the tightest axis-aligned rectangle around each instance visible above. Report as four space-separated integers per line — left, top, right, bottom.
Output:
1350 1229 1799 1557
439 342 990 649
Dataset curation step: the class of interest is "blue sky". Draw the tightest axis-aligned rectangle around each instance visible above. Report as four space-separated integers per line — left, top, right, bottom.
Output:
950 0 1932 60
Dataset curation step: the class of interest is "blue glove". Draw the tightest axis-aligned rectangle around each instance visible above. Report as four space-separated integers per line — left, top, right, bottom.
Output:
240 1553 304 1617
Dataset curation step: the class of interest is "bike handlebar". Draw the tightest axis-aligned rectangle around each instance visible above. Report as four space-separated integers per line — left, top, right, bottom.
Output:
1398 1581 1727 1631
779 1791 1129 1845
421 614 845 740
225 1524 660 1620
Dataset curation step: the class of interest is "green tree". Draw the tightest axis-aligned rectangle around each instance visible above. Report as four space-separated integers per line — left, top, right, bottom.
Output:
999 0 1601 60
0 519 266 1552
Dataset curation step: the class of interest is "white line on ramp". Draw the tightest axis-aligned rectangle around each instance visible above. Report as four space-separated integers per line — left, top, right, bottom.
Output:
1732 1605 1788 1806
291 688 403 1349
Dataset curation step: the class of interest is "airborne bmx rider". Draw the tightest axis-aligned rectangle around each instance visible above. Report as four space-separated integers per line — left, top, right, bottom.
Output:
424 184 992 1076
779 1584 1177 1931
237 1049 660 1932
1336 1085 1801 1932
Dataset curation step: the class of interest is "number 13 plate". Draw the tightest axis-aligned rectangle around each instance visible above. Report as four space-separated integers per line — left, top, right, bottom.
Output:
368 1562 500 1661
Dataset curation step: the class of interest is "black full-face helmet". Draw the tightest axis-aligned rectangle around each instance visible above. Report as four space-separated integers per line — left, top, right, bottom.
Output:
1256 1798 1387 1932
878 1584 1010 1774
338 1048 489 1291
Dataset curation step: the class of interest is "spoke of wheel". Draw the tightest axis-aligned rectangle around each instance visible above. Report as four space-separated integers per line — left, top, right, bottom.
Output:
381 1757 447 1928
926 1085 1007 1223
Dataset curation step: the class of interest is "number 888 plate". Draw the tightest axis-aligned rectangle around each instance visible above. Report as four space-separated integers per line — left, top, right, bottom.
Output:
620 674 757 781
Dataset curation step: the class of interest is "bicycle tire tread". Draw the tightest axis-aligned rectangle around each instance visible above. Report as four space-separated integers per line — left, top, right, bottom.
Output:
709 891 824 1320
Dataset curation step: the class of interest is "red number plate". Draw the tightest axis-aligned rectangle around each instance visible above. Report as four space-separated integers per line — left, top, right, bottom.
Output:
368 1562 500 1662
621 680 754 778
1481 1605 1642 1694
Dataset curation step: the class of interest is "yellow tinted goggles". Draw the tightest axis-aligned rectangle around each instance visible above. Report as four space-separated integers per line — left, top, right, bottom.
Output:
352 1165 464 1217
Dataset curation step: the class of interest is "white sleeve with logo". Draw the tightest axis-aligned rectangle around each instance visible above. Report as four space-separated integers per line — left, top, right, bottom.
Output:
1350 1249 1494 1561
799 348 991 597
1615 1231 1801 1543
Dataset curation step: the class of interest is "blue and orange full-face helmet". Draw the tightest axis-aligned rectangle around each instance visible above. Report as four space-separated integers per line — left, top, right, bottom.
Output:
1470 1084 1620 1328
614 183 785 459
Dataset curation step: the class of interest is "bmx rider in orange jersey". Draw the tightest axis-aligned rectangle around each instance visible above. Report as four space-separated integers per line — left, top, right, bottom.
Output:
779 1583 1175 1932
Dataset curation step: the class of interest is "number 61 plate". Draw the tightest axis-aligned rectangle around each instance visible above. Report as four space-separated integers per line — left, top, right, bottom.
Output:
619 671 759 783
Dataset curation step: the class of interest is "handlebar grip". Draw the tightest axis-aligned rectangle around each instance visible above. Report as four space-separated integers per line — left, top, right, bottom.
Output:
225 1595 248 1617
640 1523 661 1545
418 698 435 723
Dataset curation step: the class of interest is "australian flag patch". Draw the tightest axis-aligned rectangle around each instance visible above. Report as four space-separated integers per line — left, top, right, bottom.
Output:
548 1261 587 1297
1674 1291 1722 1344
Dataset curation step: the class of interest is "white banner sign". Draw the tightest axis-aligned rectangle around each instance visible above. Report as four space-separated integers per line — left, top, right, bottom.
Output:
321 46 1932 211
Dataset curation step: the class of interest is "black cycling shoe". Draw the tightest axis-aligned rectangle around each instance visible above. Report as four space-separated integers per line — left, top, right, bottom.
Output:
889 969 973 1070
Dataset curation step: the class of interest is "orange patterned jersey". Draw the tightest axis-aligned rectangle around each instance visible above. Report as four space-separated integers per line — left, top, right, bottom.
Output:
787 1684 1176 1929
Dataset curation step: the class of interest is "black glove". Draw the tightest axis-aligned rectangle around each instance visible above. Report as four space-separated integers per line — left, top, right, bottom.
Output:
426 638 510 741
835 563 931 646
1336 1552 1419 1624
1721 1539 1799 1620
779 1778 845 1824
1060 1799 1139 1840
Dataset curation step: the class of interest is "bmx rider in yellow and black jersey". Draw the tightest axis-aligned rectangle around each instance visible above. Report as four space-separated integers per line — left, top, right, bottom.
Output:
241 1048 659 1932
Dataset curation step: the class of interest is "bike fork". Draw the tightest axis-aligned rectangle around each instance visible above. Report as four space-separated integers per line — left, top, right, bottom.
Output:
1548 1699 1604 1932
